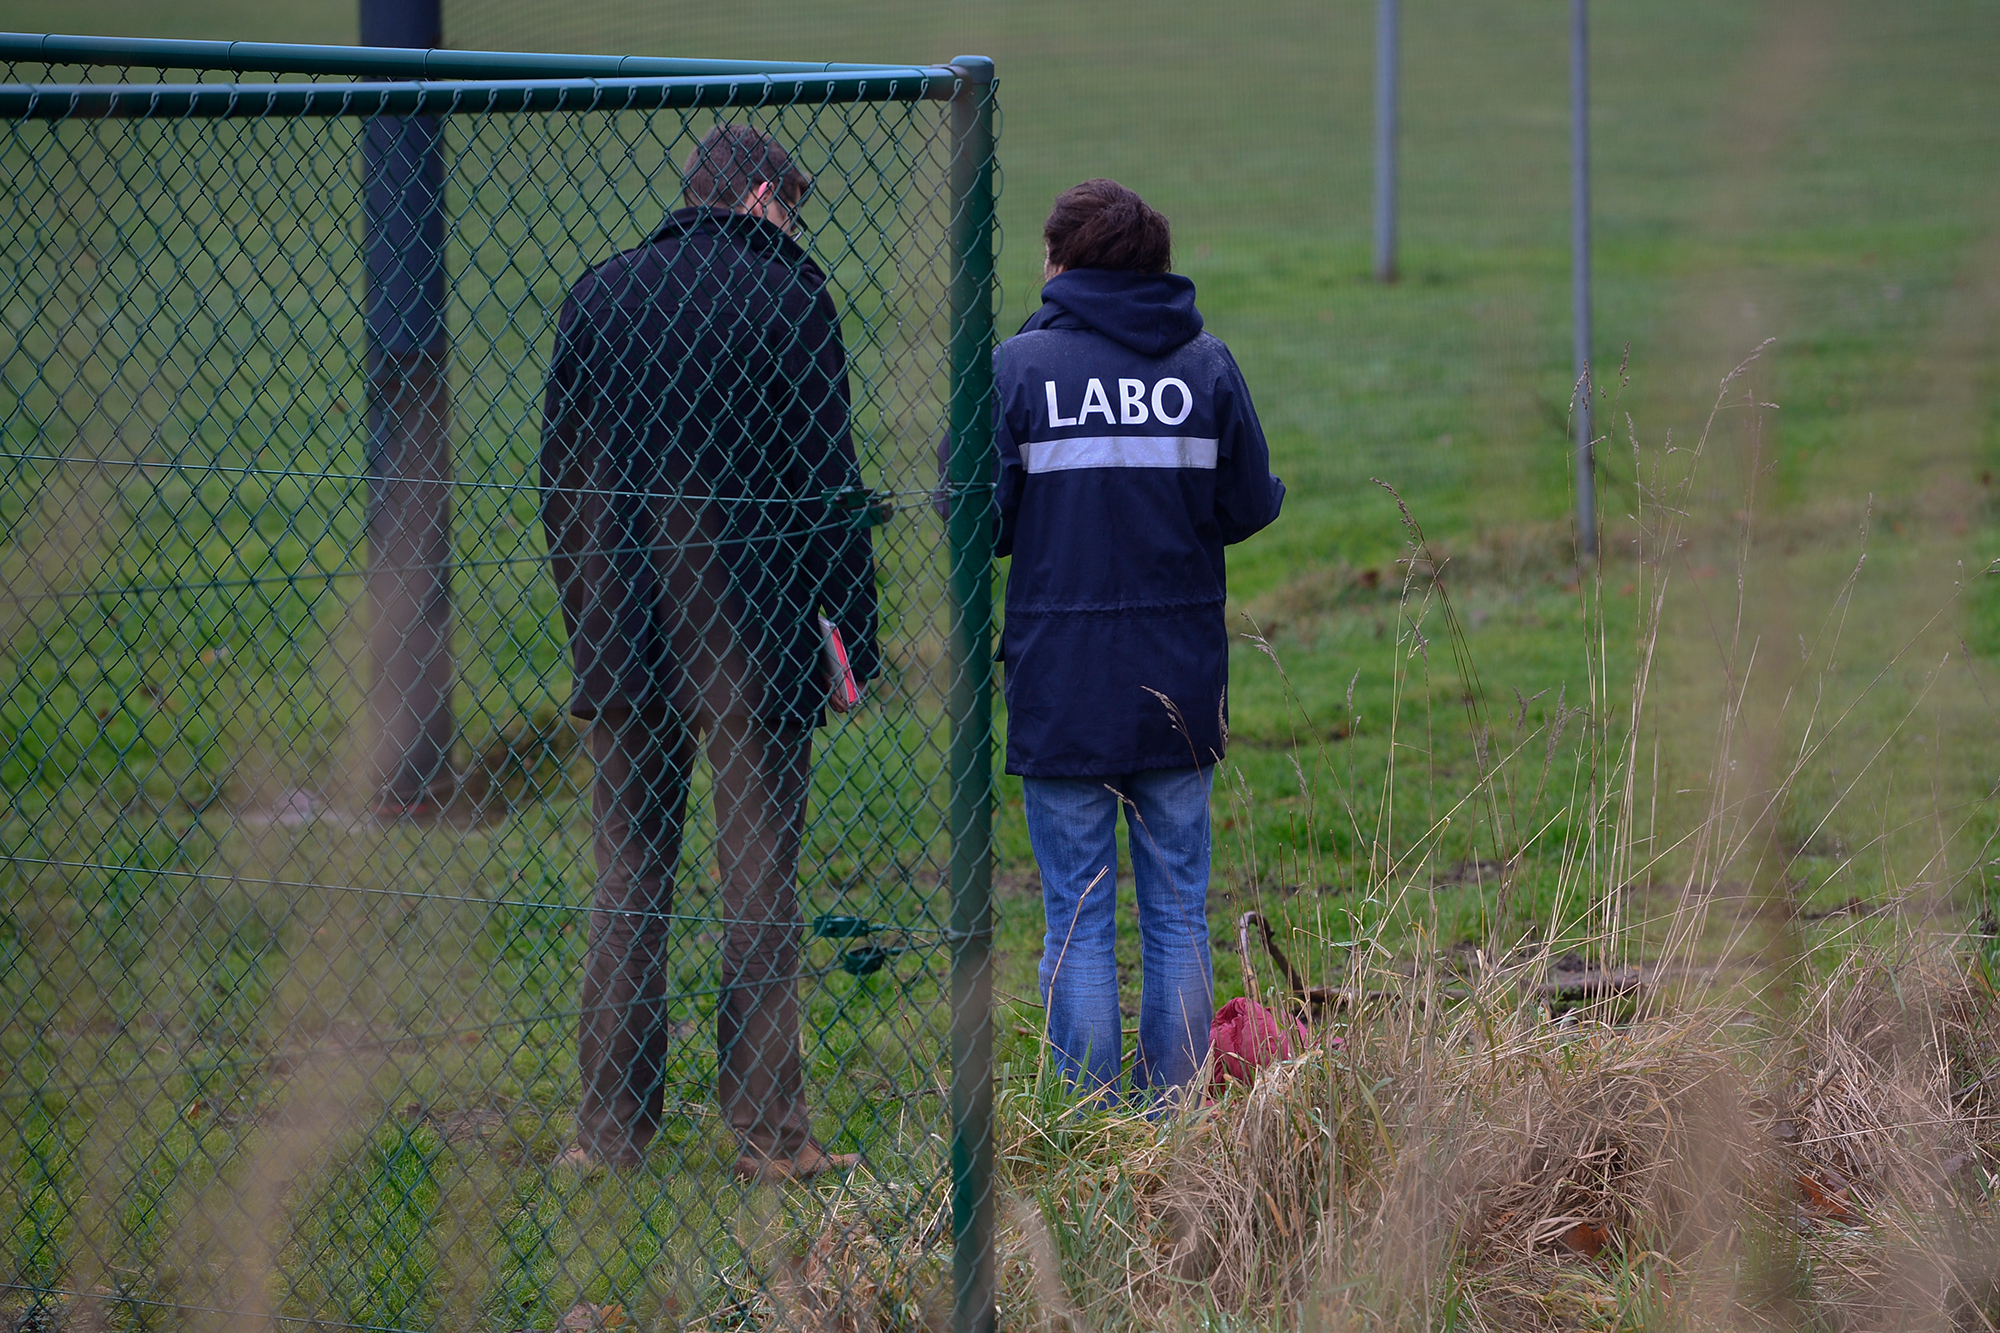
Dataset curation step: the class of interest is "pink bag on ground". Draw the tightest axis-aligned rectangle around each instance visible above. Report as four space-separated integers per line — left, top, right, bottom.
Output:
1208 995 1308 1092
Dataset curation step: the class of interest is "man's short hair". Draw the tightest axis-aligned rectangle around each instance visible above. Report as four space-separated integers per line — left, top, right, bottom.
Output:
682 125 813 211
1043 179 1172 274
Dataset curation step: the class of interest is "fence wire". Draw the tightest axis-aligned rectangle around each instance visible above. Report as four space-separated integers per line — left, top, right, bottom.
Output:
2 45 997 1333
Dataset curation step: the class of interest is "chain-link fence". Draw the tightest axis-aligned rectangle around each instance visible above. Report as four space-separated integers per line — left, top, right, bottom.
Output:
1 36 997 1333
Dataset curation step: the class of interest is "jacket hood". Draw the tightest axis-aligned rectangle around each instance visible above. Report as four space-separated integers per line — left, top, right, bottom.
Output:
1033 269 1204 357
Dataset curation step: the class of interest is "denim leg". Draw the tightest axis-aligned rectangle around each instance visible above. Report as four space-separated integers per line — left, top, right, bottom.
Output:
1123 765 1215 1094
1024 776 1124 1098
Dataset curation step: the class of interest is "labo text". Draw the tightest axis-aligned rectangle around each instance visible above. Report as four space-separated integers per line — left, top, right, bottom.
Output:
1043 377 1195 429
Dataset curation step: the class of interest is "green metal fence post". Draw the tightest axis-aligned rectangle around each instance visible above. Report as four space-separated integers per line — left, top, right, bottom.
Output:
945 52 997 1333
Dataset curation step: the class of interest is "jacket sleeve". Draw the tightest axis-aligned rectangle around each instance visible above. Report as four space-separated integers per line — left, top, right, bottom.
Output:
924 348 1008 544
778 282 882 683
1212 349 1285 546
993 345 1026 559
540 276 651 717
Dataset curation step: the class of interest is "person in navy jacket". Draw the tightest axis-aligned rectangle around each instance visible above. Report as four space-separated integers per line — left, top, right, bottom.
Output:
997 179 1285 1100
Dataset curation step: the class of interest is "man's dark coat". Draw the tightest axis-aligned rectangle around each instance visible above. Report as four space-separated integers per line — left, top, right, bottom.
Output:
995 268 1284 777
540 207 879 725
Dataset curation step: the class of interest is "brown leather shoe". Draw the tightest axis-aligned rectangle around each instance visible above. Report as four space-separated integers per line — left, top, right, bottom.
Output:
732 1142 860 1183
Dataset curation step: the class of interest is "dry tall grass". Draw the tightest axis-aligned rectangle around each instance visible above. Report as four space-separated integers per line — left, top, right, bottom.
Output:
993 350 2000 1332
997 944 2000 1331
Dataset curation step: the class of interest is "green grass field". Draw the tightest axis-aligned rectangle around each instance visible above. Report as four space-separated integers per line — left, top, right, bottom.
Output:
13 0 1999 965
4 0 2000 1328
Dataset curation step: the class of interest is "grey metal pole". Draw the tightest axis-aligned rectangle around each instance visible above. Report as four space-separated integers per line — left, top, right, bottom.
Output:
360 0 454 813
1570 0 1597 557
1373 0 1399 284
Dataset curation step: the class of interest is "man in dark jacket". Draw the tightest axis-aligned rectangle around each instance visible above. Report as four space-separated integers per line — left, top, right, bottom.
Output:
540 125 879 1178
996 179 1284 1101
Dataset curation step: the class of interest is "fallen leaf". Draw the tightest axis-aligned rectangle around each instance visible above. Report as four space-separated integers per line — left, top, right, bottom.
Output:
1796 1170 1863 1224
1557 1221 1610 1258
557 1302 630 1333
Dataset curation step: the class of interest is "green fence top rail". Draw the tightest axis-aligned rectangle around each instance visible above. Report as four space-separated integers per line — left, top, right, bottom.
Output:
0 67 965 117
0 31 917 80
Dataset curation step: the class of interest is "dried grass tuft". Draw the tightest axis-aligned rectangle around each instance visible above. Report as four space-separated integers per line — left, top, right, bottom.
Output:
999 956 2000 1331
993 357 2000 1330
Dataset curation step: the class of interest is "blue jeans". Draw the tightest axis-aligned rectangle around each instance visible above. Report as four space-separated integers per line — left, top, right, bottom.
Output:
1026 765 1214 1100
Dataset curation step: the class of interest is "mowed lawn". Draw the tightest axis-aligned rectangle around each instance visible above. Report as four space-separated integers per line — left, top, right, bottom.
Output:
9 0 2000 1031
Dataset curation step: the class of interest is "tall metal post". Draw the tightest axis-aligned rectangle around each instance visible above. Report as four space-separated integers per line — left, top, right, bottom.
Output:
1570 0 1597 557
944 53 998 1333
360 0 454 811
1373 0 1399 284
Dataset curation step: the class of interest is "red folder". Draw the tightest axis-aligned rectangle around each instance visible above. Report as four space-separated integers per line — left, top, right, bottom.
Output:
819 615 860 713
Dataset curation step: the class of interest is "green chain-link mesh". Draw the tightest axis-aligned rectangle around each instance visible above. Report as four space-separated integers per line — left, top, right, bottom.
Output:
1 43 997 1333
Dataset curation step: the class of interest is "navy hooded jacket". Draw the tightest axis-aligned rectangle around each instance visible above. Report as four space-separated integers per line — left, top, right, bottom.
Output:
995 269 1284 778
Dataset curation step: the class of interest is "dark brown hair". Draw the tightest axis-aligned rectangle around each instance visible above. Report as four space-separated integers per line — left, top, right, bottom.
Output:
1043 178 1171 274
682 125 812 211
